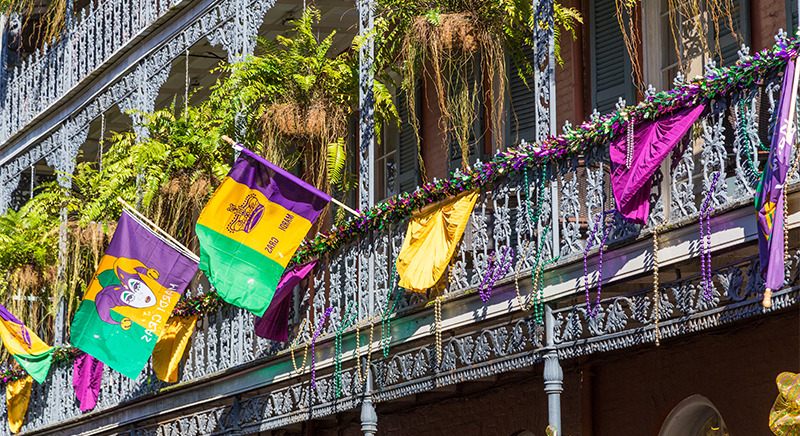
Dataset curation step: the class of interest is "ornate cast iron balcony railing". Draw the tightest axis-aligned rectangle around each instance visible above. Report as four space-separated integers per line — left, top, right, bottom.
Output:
0 54 795 435
0 0 183 144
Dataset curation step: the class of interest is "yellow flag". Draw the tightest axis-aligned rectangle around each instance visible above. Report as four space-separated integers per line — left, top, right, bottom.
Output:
396 191 479 292
770 372 800 435
6 375 32 434
152 315 198 383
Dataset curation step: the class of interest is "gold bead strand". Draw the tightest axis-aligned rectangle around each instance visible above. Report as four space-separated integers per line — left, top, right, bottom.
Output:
291 318 311 374
435 296 443 368
515 240 532 311
652 222 668 347
354 320 375 385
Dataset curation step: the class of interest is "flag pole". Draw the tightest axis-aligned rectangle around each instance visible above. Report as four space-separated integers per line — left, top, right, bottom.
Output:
117 197 200 263
220 135 361 217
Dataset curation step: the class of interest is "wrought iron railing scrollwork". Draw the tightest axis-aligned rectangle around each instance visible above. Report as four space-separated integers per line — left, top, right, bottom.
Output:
0 0 179 144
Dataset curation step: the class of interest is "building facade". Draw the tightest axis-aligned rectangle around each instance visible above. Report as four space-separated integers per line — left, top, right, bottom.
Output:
0 0 797 434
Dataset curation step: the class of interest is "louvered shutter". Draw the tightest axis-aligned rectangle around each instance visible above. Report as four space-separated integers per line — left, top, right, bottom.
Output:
397 87 420 194
508 47 537 144
591 0 635 114
448 57 484 172
789 0 798 34
714 0 748 67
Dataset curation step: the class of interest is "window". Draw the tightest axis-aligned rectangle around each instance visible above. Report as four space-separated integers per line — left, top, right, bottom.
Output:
375 88 420 203
659 395 729 436
375 123 398 202
787 0 798 32
657 0 748 90
507 47 537 145
590 0 637 114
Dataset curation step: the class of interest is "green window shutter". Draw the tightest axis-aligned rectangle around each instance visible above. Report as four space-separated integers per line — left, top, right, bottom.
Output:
591 0 635 114
788 0 798 34
508 47 537 144
714 0 749 67
397 86 420 194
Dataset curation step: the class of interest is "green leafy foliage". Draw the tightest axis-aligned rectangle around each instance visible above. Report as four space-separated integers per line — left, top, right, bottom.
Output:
212 7 396 193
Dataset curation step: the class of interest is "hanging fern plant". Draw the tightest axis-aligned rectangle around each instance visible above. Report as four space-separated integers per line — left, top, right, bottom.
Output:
374 0 581 172
212 7 397 196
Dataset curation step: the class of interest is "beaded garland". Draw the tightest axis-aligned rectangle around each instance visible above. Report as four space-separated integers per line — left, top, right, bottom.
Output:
292 35 800 267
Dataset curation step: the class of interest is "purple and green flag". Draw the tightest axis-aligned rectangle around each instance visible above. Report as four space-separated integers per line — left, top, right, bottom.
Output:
196 146 330 317
0 304 53 383
755 57 800 292
70 211 198 379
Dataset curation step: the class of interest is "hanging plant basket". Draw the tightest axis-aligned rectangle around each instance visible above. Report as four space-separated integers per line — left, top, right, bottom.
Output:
265 103 330 139
412 13 481 55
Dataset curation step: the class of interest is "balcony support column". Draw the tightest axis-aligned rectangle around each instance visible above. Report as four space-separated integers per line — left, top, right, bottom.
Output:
357 0 376 320
46 125 89 346
533 0 556 143
544 304 563 434
228 395 243 436
361 366 378 436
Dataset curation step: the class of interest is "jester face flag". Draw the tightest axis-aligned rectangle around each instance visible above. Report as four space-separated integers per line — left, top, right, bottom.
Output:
196 145 330 317
70 211 198 379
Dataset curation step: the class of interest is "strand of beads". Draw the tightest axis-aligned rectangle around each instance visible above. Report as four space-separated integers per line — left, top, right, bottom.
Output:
382 266 402 358
531 225 553 324
584 211 614 317
700 172 720 301
435 295 442 366
626 116 635 168
479 246 514 302
738 98 768 177
291 318 312 374
652 222 669 347
354 319 375 385
435 258 457 370
334 301 357 398
515 240 532 311
311 307 334 390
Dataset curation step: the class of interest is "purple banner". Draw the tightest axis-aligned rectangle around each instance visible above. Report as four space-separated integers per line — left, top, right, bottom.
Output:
756 58 799 291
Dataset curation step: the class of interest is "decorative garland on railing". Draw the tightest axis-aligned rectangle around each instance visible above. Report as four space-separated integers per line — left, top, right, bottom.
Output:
171 290 225 318
293 34 800 266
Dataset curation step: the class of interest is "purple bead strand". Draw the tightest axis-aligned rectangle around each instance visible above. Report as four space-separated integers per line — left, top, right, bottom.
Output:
584 211 615 317
479 246 514 302
311 307 334 390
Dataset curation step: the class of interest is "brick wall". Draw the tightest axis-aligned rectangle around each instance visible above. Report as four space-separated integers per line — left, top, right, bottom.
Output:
590 309 798 436
752 0 788 52
420 70 450 183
